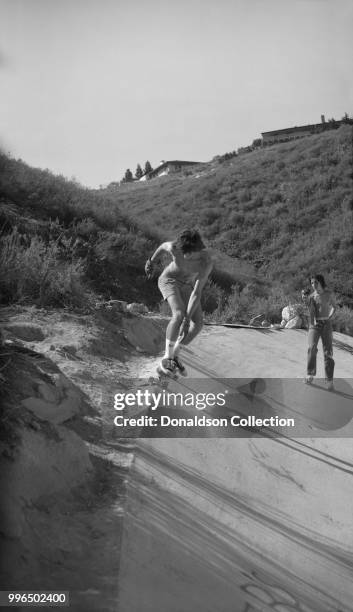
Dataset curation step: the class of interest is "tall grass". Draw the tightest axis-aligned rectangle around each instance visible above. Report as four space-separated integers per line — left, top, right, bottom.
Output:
0 228 88 308
211 283 290 323
1 127 353 331
332 306 353 336
110 125 353 302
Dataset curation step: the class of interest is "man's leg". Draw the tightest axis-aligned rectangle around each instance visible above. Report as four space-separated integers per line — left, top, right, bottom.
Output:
169 304 203 376
180 304 203 346
307 325 320 378
321 321 335 382
163 292 186 358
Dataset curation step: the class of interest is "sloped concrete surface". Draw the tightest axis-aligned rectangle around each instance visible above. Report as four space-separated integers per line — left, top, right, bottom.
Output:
118 327 353 612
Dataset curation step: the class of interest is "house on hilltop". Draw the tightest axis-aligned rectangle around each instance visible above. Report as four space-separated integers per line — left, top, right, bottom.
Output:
140 160 202 181
261 115 345 144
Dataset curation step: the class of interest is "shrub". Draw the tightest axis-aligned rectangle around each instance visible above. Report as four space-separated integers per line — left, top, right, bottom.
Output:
332 306 353 335
214 282 296 324
201 280 225 314
0 228 88 308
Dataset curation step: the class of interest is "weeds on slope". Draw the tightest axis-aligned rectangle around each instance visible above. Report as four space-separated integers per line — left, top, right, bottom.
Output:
0 228 88 308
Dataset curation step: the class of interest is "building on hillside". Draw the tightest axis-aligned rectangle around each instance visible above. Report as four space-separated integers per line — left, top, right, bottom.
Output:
261 115 345 144
140 160 202 181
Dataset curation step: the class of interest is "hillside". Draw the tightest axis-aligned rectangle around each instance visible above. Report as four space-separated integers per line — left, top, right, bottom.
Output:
1 125 352 329
0 305 168 610
0 153 163 307
0 153 243 312
1 128 353 611
106 125 353 303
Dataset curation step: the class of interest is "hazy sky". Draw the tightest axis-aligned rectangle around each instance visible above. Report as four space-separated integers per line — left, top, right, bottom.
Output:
1 0 352 187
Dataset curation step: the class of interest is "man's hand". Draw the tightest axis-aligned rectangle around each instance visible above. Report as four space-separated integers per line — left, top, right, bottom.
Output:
144 258 154 279
178 316 190 341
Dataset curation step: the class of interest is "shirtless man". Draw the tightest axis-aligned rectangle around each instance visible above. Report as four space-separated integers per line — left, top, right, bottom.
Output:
145 229 213 376
306 274 336 390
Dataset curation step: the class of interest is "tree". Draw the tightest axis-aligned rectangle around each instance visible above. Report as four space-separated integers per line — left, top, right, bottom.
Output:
144 160 153 175
341 112 353 124
135 164 143 179
122 168 133 183
252 138 262 148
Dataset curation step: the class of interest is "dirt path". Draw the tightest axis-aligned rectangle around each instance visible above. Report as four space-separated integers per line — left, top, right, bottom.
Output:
0 308 166 612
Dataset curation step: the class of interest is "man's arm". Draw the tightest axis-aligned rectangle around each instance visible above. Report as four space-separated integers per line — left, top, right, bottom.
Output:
150 241 173 262
308 297 316 326
145 241 173 277
186 261 213 320
328 293 337 319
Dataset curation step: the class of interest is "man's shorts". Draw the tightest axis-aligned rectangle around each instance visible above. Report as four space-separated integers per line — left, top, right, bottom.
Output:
158 274 193 304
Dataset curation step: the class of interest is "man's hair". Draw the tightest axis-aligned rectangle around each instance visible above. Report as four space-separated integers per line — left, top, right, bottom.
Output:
175 229 205 254
310 274 326 288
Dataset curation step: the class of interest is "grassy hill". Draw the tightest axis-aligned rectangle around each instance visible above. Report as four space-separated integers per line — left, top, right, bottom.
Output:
1 125 352 331
0 153 236 312
0 153 163 308
106 125 353 304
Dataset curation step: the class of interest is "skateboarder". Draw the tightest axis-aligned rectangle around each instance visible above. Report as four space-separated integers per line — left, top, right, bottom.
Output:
145 229 213 376
305 274 336 390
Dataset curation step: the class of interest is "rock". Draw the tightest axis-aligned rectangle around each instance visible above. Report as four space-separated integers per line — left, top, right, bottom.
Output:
3 322 45 342
21 385 83 425
126 302 148 315
95 300 127 313
0 425 92 538
107 300 128 312
3 346 89 425
37 382 60 403
122 315 165 354
59 345 79 360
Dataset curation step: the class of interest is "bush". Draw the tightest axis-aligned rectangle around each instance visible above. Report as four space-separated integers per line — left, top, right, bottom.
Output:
215 283 295 324
2 126 353 317
201 280 225 314
0 228 88 308
332 306 353 335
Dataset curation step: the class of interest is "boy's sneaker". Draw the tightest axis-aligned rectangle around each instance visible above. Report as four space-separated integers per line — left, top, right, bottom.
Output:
326 380 334 391
305 375 313 384
173 356 187 376
159 358 177 377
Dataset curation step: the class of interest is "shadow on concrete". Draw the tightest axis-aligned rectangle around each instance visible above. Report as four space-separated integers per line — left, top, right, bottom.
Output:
118 444 350 612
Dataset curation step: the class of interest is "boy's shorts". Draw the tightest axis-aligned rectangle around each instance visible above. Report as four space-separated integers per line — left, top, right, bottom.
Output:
158 274 193 303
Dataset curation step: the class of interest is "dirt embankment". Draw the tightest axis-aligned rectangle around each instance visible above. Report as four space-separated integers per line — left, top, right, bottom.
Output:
0 306 166 612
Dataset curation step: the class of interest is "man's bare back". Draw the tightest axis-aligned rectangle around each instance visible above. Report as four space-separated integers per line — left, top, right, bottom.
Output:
160 241 212 284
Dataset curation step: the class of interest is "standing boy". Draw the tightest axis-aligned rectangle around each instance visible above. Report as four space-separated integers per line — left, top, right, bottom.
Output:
306 274 336 390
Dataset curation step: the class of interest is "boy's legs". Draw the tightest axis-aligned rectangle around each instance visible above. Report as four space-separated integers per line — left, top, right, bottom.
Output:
157 291 186 375
164 291 187 358
321 321 334 381
180 303 203 346
158 279 203 373
170 303 203 375
307 325 320 377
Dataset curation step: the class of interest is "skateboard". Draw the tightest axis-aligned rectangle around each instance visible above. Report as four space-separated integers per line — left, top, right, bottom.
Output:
205 322 273 329
148 365 180 389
